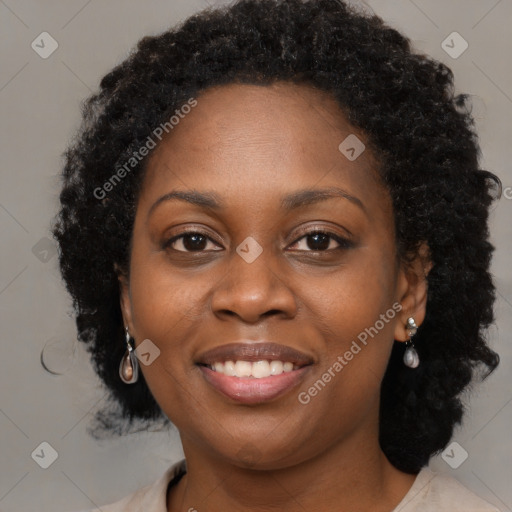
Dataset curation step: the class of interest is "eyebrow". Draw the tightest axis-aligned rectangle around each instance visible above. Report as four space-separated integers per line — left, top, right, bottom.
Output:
280 186 365 213
147 186 366 218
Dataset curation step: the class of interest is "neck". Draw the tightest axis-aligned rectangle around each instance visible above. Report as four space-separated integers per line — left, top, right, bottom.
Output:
167 424 417 512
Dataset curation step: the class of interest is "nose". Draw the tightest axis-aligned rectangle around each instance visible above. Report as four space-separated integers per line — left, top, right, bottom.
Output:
210 243 298 324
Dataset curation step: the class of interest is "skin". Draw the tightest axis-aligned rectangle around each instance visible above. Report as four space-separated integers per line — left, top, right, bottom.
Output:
119 81 431 512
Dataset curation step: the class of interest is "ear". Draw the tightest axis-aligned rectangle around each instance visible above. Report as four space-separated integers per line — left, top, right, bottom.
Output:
394 242 432 342
115 264 134 335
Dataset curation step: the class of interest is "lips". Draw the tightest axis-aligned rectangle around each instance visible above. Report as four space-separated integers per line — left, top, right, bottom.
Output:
195 342 314 404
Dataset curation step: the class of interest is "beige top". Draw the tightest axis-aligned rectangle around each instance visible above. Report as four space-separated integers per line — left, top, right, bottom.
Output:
78 459 501 512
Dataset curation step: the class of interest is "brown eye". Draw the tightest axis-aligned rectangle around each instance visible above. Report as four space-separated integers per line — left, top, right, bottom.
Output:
304 232 331 251
289 230 353 252
164 232 222 252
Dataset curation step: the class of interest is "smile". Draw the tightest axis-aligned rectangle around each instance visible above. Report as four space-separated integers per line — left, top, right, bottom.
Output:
205 360 300 378
195 342 314 404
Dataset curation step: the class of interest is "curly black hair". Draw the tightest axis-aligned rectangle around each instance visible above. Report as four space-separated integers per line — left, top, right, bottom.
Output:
52 0 500 473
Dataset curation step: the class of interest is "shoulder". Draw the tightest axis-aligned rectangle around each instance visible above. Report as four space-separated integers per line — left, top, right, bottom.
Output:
72 459 187 512
394 467 501 512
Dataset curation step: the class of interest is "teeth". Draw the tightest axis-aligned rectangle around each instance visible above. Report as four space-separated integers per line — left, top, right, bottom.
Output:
224 360 236 376
252 360 270 378
270 360 283 375
234 360 252 377
208 360 299 378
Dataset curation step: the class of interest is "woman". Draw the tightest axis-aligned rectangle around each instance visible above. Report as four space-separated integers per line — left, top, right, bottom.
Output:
54 0 502 510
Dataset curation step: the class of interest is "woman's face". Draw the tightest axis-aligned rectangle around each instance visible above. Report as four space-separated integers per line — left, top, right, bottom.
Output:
120 81 424 469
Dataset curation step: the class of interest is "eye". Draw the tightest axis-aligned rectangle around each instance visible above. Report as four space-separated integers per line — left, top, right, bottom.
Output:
288 230 353 252
164 231 222 252
163 228 352 253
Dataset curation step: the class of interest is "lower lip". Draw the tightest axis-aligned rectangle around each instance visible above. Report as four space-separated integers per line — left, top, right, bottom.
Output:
199 365 311 404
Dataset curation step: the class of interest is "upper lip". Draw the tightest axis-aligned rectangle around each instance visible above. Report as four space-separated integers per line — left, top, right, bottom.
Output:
196 342 314 367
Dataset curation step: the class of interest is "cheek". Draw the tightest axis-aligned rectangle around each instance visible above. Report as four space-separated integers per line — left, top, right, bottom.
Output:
126 254 211 399
129 254 207 336
298 251 398 408
306 250 397 342
126 258 210 424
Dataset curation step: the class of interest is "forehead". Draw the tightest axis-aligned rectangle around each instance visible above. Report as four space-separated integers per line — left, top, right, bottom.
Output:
140 81 384 212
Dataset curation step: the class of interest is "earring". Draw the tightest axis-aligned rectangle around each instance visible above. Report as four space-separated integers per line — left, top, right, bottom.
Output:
119 327 139 384
403 317 420 368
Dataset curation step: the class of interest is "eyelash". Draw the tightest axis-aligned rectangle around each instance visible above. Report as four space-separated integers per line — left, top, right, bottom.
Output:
163 228 353 253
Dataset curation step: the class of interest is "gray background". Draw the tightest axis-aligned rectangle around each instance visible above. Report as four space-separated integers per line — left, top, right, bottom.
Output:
1 0 511 510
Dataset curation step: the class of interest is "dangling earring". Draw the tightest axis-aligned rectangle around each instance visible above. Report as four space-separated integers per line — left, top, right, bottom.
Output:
403 317 420 368
119 327 139 384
